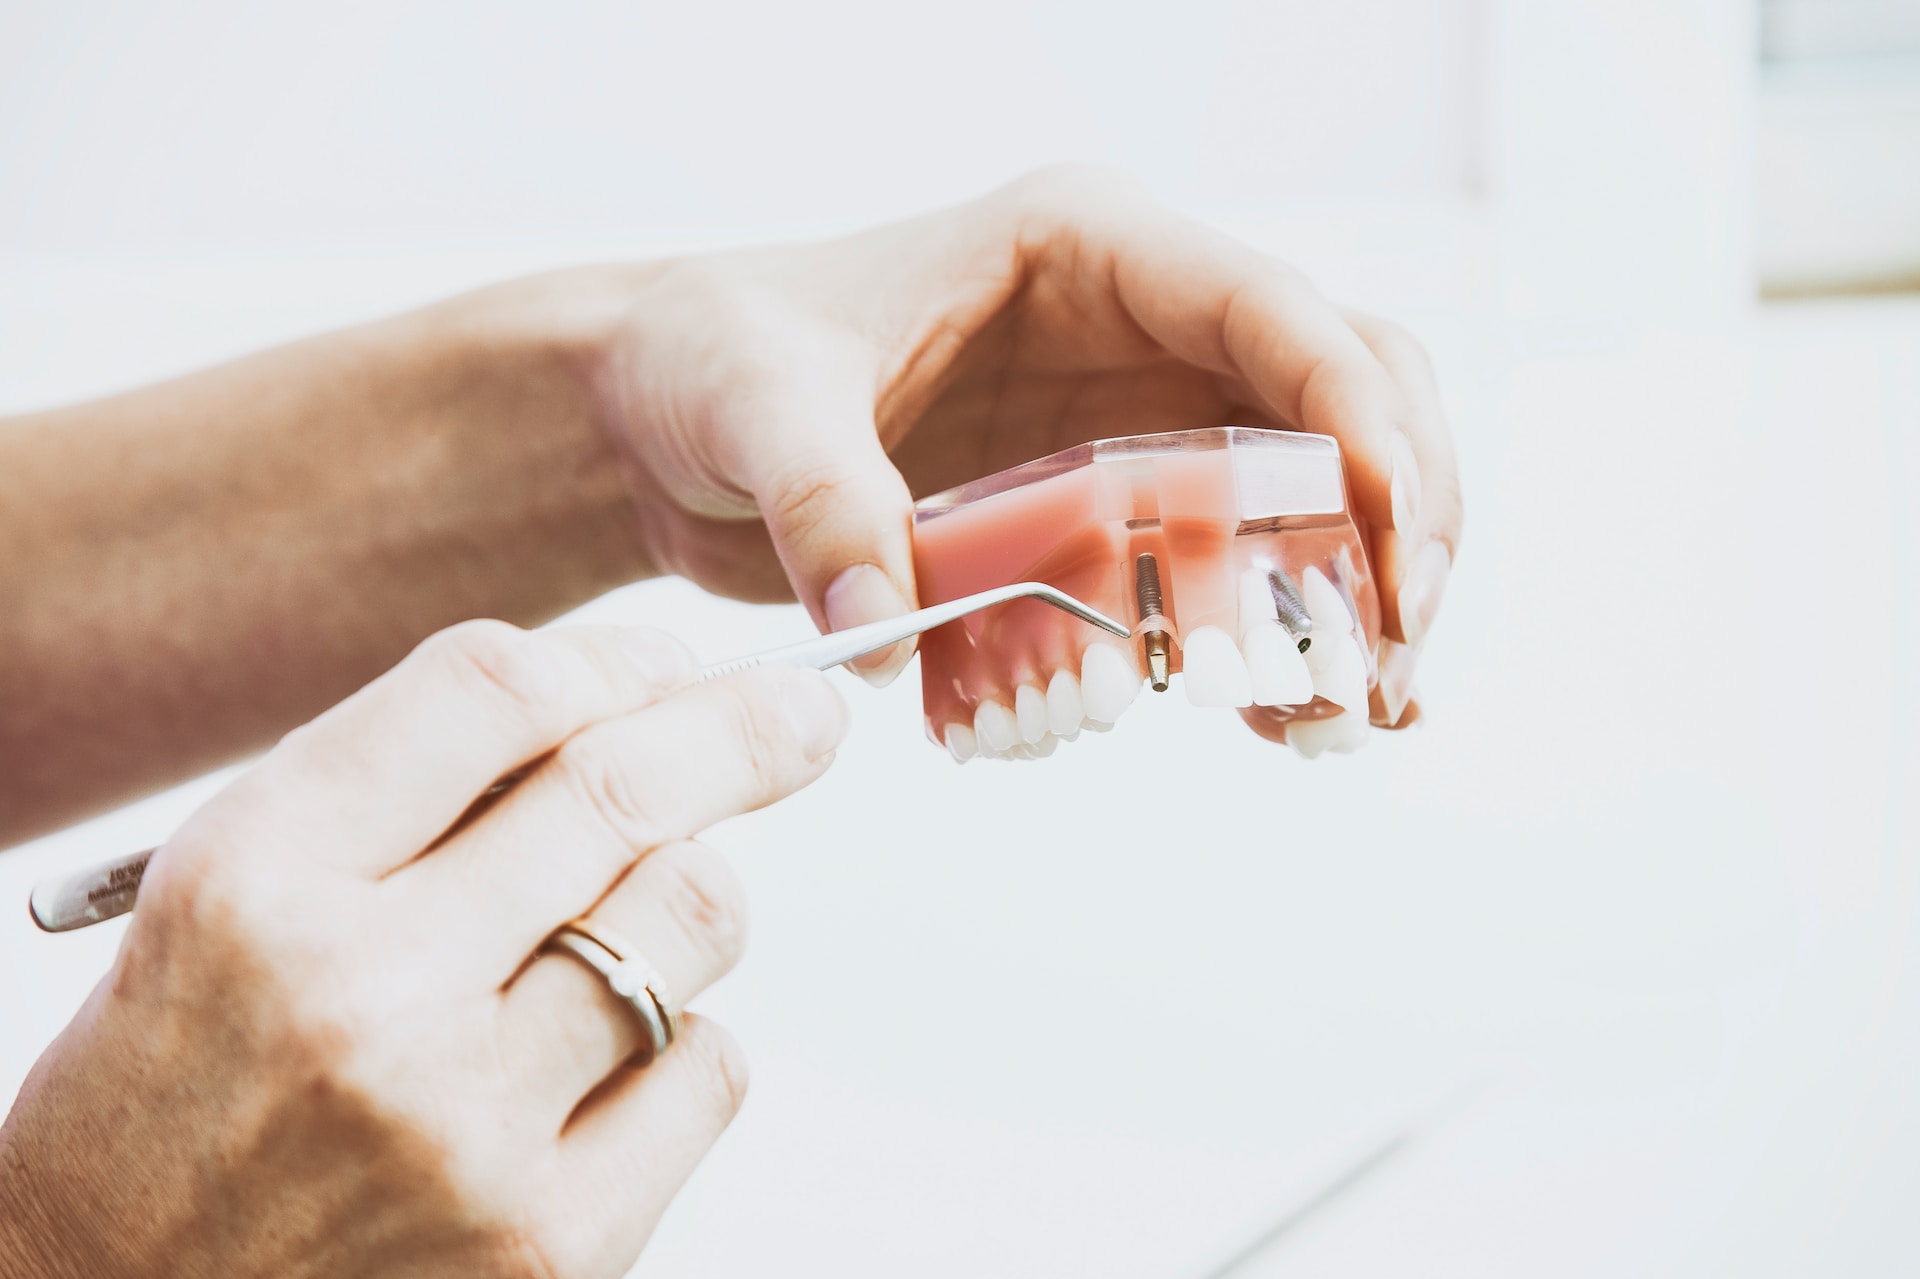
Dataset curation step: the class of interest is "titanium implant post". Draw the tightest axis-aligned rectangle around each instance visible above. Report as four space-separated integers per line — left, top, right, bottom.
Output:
1267 567 1314 653
1134 552 1173 692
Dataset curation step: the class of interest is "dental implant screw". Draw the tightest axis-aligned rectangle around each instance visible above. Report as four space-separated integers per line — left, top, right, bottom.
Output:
1267 567 1314 653
1134 553 1173 692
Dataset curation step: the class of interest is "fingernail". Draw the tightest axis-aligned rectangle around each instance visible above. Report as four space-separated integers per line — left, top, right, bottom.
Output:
1389 431 1422 534
1397 540 1451 649
823 563 915 687
779 671 848 760
618 629 696 689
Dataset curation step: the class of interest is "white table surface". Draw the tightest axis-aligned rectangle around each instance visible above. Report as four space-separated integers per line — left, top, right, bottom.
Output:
2 256 1915 1277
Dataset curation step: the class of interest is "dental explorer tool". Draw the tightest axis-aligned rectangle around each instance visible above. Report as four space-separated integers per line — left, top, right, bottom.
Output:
28 582 1128 934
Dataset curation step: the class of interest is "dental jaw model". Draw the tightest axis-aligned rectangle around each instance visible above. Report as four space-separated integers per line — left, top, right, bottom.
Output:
912 427 1381 761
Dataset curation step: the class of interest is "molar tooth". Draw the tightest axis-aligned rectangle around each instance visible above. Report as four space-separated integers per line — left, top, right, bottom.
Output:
1242 622 1315 706
1080 644 1142 724
945 722 977 763
973 699 1020 753
1046 670 1084 738
1305 633 1369 712
1301 567 1354 636
1180 625 1253 708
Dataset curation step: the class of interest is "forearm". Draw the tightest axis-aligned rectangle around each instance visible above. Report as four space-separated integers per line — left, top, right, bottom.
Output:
0 275 652 843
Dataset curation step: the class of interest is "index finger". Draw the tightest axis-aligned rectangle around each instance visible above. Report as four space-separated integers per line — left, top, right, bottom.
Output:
1012 173 1413 539
204 621 696 878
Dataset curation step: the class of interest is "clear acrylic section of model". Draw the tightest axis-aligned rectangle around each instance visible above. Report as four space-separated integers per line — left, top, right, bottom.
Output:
911 427 1381 761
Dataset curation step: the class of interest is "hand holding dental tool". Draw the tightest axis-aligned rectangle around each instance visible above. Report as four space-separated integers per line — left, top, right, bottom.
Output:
0 621 860 1277
27 583 1127 934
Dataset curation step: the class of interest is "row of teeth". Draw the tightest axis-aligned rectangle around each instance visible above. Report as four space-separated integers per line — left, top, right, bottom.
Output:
944 566 1373 762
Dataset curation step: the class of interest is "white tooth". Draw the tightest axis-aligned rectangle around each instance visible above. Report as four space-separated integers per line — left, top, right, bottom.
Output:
1046 670 1084 737
1015 683 1049 744
1243 623 1314 707
1327 706 1372 753
945 722 977 763
1180 625 1253 707
1286 715 1339 759
1289 707 1370 758
1238 567 1279 628
1244 625 1314 706
1305 633 1369 712
1301 567 1354 637
1080 644 1142 723
973 699 1020 753
1240 567 1314 705
1082 717 1114 733
1029 733 1058 757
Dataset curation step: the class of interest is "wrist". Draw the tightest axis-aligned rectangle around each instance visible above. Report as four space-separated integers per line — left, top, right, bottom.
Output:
408 268 667 590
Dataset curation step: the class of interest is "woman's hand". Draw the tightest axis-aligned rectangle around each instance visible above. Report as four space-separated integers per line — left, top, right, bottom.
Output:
0 621 847 1278
578 167 1460 719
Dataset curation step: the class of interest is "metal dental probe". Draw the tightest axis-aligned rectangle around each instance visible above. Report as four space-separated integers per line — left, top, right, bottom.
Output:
28 582 1128 934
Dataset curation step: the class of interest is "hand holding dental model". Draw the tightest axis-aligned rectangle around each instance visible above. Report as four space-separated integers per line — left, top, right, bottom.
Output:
0 169 1460 1272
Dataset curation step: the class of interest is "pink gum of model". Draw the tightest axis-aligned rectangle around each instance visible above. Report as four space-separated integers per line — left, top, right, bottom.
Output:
911 427 1382 759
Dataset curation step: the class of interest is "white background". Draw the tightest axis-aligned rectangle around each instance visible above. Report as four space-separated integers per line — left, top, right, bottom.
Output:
3 2 1918 1275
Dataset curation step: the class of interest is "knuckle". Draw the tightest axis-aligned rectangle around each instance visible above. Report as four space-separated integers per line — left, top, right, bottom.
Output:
136 823 278 959
760 456 851 545
553 733 667 856
1002 163 1141 218
427 620 569 734
715 678 792 795
651 256 753 310
1351 310 1438 380
652 844 750 970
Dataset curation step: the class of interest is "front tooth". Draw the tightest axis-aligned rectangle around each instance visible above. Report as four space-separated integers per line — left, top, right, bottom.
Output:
1327 707 1372 753
1081 644 1142 723
1286 715 1338 759
1014 683 1049 744
973 699 1020 753
1289 707 1370 758
1046 670 1084 737
1305 633 1369 712
1243 622 1315 706
1301 567 1354 636
1239 567 1278 628
1180 625 1253 707
945 722 977 763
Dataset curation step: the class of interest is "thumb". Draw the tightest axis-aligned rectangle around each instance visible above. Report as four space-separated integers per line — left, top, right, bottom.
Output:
734 365 919 687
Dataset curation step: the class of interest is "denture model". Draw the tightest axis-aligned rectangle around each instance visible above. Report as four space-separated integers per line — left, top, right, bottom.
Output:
912 427 1381 761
